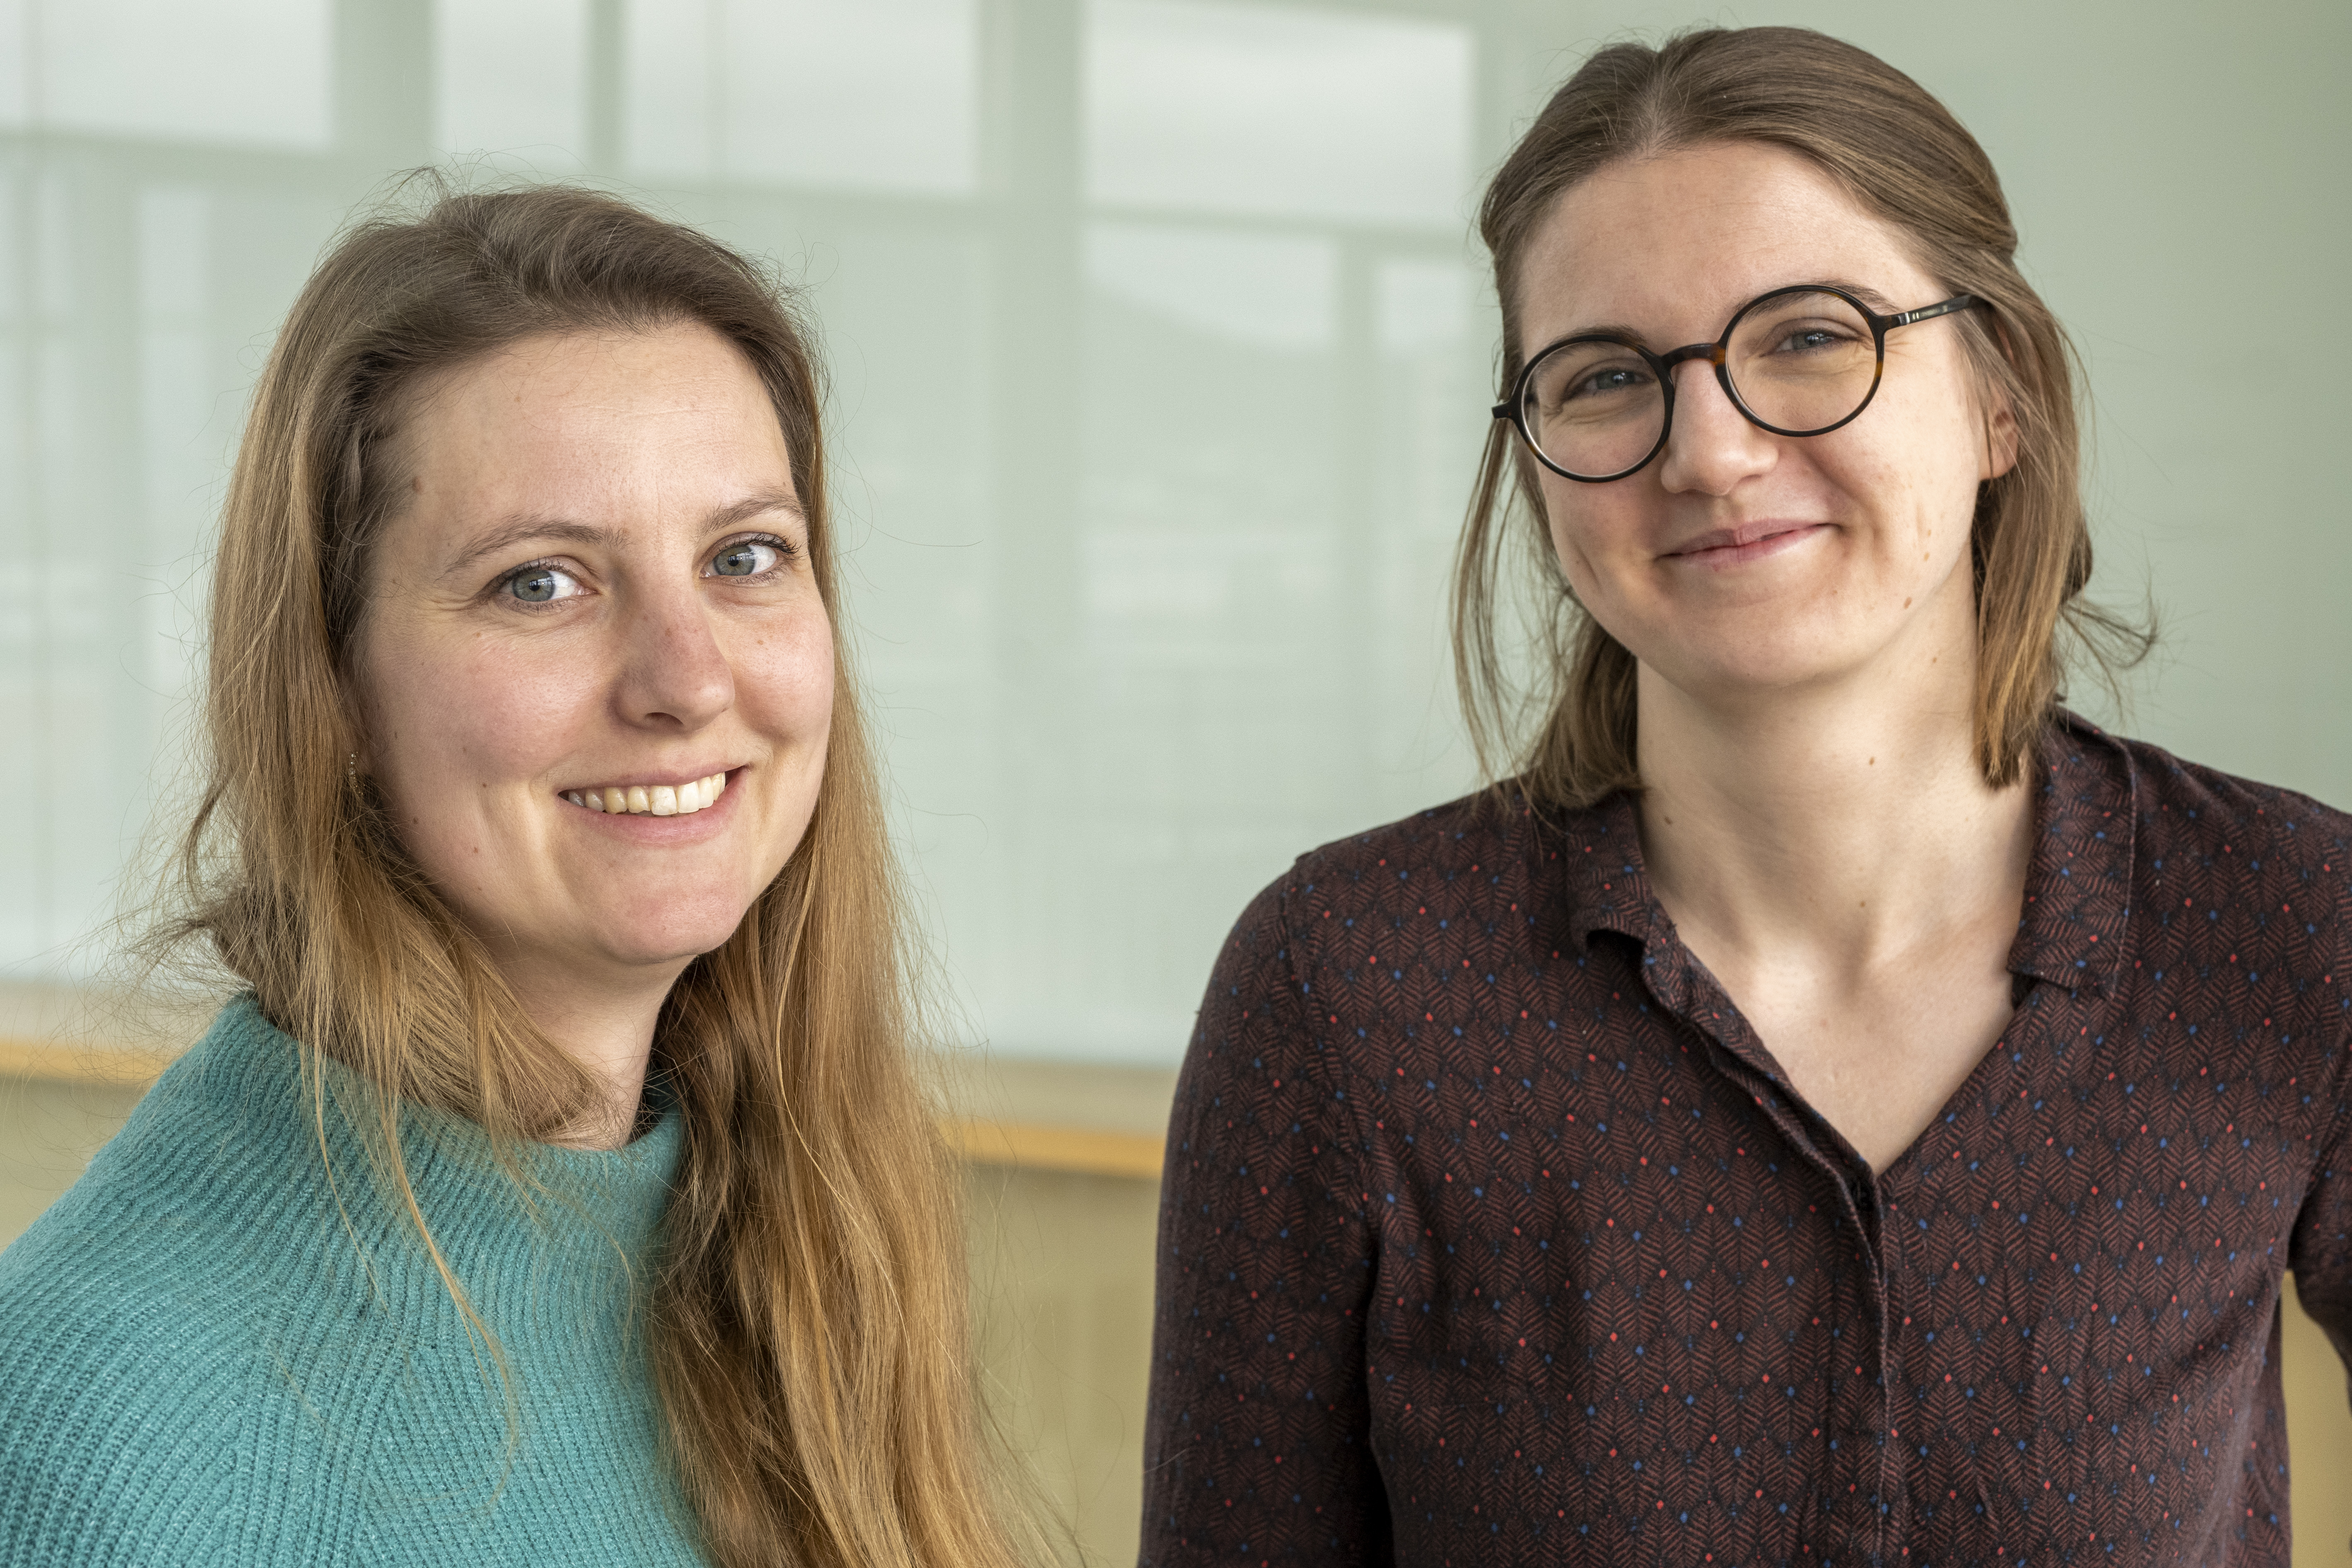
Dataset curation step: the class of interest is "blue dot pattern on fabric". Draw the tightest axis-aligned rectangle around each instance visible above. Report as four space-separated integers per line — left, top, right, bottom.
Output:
1141 715 2352 1568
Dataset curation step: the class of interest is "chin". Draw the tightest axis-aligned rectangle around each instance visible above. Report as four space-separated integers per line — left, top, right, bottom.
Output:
587 903 761 971
1640 626 1882 701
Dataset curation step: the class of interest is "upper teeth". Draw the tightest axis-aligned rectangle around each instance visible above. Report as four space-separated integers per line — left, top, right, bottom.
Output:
565 773 729 816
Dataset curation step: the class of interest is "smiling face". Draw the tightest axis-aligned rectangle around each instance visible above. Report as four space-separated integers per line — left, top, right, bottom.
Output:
1515 140 2013 708
352 322 833 996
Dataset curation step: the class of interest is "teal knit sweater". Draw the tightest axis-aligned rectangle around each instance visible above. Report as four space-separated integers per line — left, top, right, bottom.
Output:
0 996 708 1565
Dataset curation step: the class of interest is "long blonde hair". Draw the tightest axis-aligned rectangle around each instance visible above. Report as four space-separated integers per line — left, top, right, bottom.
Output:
1454 26 2150 808
160 178 1025 1568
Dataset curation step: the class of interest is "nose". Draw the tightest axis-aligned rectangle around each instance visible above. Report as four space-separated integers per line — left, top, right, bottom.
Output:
614 579 734 733
1652 357 1779 497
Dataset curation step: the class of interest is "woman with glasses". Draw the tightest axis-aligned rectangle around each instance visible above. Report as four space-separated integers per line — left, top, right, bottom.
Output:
1141 25 2350 1567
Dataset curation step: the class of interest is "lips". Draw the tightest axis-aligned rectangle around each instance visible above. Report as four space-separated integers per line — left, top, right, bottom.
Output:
1663 521 1828 564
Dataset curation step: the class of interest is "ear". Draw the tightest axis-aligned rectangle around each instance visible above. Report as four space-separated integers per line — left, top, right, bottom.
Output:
1980 382 2019 483
1972 313 2025 481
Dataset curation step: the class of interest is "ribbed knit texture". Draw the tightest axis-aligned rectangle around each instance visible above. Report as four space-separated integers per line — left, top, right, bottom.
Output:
0 995 708 1566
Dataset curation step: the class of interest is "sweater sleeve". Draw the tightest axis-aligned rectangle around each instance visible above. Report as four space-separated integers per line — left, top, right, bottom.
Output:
1139 871 1390 1566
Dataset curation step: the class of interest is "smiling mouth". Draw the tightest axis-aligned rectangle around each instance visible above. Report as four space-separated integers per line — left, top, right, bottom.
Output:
1665 522 1826 561
564 772 730 817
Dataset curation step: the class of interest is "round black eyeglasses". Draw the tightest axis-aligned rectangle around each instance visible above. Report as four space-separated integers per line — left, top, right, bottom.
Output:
1492 284 1983 483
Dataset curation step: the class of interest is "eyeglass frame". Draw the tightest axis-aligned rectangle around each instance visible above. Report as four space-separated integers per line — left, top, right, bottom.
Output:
1490 284 1985 484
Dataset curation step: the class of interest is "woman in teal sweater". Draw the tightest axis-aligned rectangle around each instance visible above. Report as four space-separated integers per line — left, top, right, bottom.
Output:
0 185 1026 1568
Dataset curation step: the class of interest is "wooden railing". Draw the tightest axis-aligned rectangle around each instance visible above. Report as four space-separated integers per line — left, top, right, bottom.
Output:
0 1037 1169 1181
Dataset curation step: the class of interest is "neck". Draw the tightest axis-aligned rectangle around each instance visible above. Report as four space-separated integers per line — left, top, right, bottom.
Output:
1633 638 2032 975
490 952 685 1150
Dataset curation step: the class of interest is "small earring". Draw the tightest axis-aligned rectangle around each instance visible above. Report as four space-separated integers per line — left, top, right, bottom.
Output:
347 752 357 782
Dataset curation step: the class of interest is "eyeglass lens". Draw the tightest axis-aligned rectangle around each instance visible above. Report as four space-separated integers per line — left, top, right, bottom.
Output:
1519 289 1880 480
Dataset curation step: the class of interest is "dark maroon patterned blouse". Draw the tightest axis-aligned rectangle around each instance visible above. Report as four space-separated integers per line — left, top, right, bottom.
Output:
1141 718 2352 1567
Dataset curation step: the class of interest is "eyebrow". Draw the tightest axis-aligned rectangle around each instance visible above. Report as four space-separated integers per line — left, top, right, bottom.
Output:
708 490 807 534
1551 280 1907 347
442 490 807 579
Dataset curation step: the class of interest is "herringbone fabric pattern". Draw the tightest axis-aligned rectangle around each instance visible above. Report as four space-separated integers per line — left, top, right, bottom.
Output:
1142 718 2352 1568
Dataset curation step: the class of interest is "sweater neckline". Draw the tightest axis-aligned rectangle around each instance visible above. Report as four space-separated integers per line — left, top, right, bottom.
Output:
172 995 684 1288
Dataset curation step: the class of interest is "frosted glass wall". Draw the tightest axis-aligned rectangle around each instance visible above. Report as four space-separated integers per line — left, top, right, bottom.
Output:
3 0 2347 1063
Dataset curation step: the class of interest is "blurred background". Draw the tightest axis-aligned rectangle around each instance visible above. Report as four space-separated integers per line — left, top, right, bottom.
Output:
1 0 2348 1563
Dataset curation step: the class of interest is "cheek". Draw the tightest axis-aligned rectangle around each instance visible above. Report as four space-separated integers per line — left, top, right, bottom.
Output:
734 606 835 749
1539 482 1633 600
1858 370 1994 543
368 629 602 806
1865 433 1978 568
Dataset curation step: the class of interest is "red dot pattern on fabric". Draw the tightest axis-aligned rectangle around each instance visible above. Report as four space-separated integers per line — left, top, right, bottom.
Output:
1141 719 2352 1567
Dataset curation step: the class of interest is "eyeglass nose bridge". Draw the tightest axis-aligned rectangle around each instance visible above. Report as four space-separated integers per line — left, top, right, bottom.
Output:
1650 337 1731 414
1655 339 1727 374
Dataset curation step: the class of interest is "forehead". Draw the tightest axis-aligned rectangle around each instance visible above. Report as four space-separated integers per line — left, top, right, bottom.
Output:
1514 141 1937 349
398 324 788 504
406 323 787 471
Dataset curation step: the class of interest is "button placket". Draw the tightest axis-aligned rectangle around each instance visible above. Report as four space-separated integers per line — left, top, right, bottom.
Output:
1643 959 1887 1563
1874 1168 1915 1563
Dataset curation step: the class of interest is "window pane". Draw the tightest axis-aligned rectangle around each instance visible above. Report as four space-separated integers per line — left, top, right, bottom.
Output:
36 0 330 150
623 0 714 178
0 0 28 128
1085 221 1337 351
1377 258 1472 358
435 0 589 168
626 0 978 194
1085 0 1472 226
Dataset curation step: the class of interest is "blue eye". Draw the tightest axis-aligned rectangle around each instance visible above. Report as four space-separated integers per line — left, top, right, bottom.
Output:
502 563 581 604
711 540 783 578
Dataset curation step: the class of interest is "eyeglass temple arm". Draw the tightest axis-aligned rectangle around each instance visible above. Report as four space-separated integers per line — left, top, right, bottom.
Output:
1884 294 1981 328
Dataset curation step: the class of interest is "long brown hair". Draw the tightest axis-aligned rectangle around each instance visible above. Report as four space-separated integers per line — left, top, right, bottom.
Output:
1454 25 2149 808
160 177 1027 1568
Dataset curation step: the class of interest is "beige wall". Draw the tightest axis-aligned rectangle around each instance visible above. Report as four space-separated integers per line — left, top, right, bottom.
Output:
968 1164 1160 1566
2288 1276 2352 1566
6 1063 2351 1566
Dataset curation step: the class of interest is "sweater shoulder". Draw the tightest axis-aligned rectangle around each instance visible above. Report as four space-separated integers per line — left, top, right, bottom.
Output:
0 1003 325 1563
0 1032 294 1408
0 1200 255 1564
